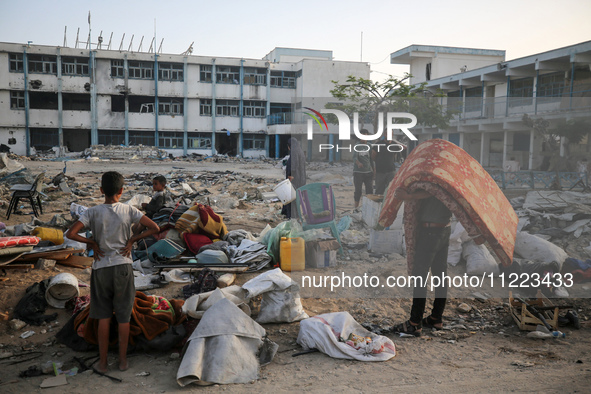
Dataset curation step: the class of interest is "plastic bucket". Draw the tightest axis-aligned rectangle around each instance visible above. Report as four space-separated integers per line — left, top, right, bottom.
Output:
45 273 79 308
273 179 296 204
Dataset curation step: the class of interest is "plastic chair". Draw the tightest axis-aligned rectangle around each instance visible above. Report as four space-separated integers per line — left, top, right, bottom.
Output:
6 173 45 219
295 182 343 253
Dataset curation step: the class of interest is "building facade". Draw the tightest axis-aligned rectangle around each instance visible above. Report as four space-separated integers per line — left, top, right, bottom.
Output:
391 41 591 170
0 42 369 158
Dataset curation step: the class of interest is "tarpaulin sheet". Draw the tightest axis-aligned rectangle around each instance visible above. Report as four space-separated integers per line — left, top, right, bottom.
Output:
378 139 517 273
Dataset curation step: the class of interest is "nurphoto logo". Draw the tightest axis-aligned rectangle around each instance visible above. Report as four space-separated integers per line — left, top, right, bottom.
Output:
304 108 418 153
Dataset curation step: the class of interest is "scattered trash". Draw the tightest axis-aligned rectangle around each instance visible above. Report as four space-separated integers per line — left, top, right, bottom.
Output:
20 330 35 339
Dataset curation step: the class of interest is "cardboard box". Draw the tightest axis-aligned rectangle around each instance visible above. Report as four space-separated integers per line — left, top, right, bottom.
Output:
306 239 340 268
369 229 404 254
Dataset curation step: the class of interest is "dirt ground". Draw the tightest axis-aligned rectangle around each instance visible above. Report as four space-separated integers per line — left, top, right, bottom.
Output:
0 156 590 393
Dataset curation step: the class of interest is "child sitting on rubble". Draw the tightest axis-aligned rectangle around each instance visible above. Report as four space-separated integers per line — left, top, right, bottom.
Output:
66 171 159 373
142 175 171 219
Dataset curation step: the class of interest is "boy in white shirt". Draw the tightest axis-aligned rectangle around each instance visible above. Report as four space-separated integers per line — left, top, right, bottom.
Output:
67 171 159 372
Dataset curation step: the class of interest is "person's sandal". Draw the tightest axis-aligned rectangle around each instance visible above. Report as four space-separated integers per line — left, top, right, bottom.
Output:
422 316 443 331
392 320 422 337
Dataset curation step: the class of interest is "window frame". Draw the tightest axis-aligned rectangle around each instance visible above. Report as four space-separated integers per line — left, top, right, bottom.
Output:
200 65 212 82
243 134 266 150
243 67 267 85
62 57 89 76
128 60 154 80
10 91 25 109
243 100 266 118
158 98 183 116
28 54 57 74
216 66 240 84
270 70 296 88
158 131 184 148
158 62 184 82
111 60 125 78
188 132 212 149
9 53 24 72
216 99 240 117
200 99 212 116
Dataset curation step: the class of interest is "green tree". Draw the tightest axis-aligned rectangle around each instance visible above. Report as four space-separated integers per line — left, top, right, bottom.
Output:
328 74 454 143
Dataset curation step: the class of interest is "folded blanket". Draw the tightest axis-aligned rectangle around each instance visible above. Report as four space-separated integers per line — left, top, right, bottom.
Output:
175 204 228 239
74 291 186 345
378 139 518 273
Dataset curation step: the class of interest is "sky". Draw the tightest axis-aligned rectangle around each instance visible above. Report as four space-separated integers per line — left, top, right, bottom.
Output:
1 0 590 81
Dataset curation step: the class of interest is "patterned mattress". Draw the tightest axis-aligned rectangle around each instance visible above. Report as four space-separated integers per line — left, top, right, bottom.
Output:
377 139 518 273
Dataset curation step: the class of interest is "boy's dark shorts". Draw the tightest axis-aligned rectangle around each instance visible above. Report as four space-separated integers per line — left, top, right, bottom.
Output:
90 264 135 322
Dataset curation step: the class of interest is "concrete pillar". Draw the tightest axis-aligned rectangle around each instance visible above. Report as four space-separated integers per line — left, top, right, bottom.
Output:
528 129 535 170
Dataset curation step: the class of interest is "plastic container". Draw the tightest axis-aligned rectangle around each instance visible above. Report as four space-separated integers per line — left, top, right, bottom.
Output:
273 179 296 204
45 273 79 308
32 227 64 245
280 237 305 271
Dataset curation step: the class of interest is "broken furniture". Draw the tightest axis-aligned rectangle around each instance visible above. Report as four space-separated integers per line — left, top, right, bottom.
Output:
295 182 343 253
508 290 567 331
6 172 45 219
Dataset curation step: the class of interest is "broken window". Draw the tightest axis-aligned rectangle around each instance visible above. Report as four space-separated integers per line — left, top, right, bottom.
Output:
29 91 58 110
129 130 155 146
98 130 125 145
243 134 266 150
10 91 25 109
216 99 239 116
128 96 155 113
111 95 125 112
62 57 89 76
200 99 212 116
159 132 184 148
158 63 183 81
464 87 482 113
243 67 267 85
243 100 266 117
270 71 296 88
28 54 57 74
158 98 183 115
188 132 212 149
128 61 153 79
30 128 58 149
425 63 431 81
269 103 292 125
200 65 212 82
509 77 534 107
537 72 565 100
216 66 240 84
111 60 125 78
9 53 23 72
62 93 91 111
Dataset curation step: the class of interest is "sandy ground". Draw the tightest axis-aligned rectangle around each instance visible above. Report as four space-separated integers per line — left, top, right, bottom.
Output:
0 156 590 393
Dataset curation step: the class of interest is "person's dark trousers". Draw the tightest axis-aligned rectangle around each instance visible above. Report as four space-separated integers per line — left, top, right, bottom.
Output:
410 225 451 325
374 171 395 195
354 172 373 204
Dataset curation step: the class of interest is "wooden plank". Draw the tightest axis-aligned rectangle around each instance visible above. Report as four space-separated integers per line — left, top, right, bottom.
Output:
60 255 93 267
0 252 27 266
56 261 87 269
16 249 84 261
1 264 34 270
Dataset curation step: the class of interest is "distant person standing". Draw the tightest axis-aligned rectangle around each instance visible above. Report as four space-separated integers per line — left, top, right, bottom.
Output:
372 137 398 195
353 139 374 209
281 137 307 218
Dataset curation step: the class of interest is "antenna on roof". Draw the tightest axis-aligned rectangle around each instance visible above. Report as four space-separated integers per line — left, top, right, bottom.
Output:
158 38 164 54
75 27 80 48
138 36 144 52
181 42 194 55
148 37 155 53
107 32 113 50
63 26 67 47
119 33 125 51
97 30 103 49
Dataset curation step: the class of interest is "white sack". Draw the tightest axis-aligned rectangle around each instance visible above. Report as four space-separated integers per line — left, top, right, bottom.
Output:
462 240 500 276
514 231 568 267
177 298 266 386
242 268 308 324
296 312 396 362
182 286 250 319
125 194 151 209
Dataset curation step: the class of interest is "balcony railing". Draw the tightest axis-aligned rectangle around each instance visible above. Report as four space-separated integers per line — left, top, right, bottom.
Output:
486 170 588 190
267 112 293 126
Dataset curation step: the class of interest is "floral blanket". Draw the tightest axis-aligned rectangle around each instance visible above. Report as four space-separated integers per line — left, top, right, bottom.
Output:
378 139 518 274
74 291 186 345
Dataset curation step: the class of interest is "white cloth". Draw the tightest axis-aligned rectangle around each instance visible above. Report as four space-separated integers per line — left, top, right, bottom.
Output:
78 202 143 269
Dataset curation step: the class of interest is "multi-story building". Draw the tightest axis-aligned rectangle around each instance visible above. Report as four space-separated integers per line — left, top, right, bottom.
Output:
390 41 591 170
0 42 369 158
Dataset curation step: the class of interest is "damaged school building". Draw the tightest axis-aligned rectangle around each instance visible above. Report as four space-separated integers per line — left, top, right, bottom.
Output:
0 42 369 158
391 40 591 170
